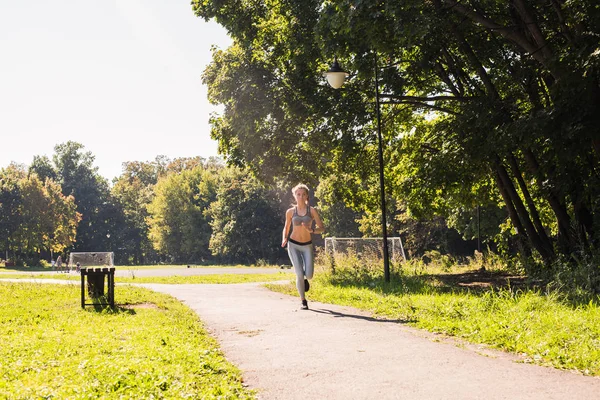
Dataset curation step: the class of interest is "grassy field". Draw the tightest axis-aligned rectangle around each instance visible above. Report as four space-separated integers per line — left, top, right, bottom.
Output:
267 263 600 376
0 264 283 273
0 264 294 284
0 282 255 399
0 272 294 284
3 256 598 399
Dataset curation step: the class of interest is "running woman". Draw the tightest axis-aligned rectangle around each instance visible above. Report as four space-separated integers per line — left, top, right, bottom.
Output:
281 183 325 310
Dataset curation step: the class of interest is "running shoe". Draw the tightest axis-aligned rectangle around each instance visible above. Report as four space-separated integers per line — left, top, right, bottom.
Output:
301 299 309 310
304 278 310 292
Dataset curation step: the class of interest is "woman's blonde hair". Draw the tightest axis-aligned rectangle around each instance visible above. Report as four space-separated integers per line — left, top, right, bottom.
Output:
291 183 310 205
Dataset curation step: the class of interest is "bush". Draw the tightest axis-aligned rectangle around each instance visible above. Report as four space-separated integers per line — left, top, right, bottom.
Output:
545 252 600 303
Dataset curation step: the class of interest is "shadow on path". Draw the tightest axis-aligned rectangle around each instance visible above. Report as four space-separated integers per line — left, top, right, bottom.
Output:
310 307 413 324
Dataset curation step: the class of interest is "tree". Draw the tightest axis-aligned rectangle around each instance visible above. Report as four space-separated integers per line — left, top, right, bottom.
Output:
147 165 218 263
29 155 58 182
111 157 168 265
194 0 600 272
314 174 362 238
0 164 25 261
52 141 114 252
41 177 80 255
207 167 284 263
0 164 79 262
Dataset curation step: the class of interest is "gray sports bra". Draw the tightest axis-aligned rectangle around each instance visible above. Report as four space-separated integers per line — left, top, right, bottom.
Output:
292 206 312 226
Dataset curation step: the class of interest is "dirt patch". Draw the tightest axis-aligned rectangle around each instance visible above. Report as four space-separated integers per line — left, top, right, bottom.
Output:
121 302 160 310
238 329 263 337
431 269 536 291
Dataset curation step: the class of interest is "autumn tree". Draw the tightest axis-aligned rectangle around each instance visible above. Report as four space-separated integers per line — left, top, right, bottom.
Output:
0 164 79 262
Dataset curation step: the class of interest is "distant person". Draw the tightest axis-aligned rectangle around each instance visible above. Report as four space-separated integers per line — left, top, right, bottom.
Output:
281 183 325 310
56 255 63 273
76 262 81 273
51 259 56 272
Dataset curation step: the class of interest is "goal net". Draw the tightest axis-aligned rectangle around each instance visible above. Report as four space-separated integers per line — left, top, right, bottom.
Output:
69 252 115 267
324 237 407 262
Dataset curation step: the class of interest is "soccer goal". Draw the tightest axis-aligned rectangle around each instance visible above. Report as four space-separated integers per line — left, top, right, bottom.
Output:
324 237 407 262
69 252 115 268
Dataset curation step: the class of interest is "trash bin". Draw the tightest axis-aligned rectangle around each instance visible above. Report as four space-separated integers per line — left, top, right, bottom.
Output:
80 267 115 308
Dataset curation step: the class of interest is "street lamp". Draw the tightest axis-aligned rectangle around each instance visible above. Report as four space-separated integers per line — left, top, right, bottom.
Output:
325 55 391 282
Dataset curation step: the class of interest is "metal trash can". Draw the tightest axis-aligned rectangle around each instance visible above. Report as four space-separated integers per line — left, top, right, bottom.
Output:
80 267 115 308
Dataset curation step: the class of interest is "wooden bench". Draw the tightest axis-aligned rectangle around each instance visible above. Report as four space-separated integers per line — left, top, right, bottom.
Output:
80 267 115 308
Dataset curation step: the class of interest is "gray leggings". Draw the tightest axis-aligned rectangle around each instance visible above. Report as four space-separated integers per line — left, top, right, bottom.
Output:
287 241 314 299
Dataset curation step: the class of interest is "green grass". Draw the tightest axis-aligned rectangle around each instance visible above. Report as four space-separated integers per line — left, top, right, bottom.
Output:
117 273 293 284
267 267 600 376
0 272 293 284
0 264 281 273
0 282 255 399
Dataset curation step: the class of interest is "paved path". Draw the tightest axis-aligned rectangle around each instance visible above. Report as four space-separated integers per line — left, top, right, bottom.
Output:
2 277 598 399
139 282 600 400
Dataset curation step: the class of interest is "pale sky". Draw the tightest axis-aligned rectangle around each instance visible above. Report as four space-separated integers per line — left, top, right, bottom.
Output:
0 1 232 182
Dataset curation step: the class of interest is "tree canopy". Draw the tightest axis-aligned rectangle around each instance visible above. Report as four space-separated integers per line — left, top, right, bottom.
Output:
194 0 600 272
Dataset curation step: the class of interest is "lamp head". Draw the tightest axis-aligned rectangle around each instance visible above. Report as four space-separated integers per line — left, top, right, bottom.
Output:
325 58 349 89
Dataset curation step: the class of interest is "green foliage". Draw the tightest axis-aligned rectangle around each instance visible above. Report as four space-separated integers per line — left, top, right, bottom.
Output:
147 165 218 263
195 0 600 276
0 164 80 258
53 141 117 252
543 253 600 303
208 168 284 263
110 158 167 265
0 282 254 399
29 155 58 182
0 164 25 258
314 174 362 237
267 264 600 375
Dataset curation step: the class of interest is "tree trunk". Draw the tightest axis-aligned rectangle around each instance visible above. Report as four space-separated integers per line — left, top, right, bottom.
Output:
573 190 595 247
442 0 562 79
522 148 574 250
493 169 530 255
594 139 600 159
511 0 554 61
495 157 554 262
508 153 553 253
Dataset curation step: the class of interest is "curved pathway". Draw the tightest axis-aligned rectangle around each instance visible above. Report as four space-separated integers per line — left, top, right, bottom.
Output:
140 282 600 400
2 275 598 399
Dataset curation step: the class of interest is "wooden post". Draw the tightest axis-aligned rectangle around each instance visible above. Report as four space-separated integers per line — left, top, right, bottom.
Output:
80 268 85 309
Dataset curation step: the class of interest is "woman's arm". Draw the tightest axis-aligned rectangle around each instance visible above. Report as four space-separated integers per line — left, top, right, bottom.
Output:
282 208 292 247
310 208 325 235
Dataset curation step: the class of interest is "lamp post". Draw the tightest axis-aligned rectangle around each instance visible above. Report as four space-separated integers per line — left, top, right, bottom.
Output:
325 55 391 282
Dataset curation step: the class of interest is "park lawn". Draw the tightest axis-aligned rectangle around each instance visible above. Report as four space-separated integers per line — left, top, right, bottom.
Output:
0 282 255 399
0 272 294 284
266 269 600 376
0 264 281 273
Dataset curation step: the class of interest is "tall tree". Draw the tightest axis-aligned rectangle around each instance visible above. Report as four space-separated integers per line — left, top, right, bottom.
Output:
0 164 25 261
147 165 218 263
0 165 79 260
29 155 58 183
52 141 114 251
111 157 168 265
208 167 284 263
194 0 600 270
42 177 80 255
